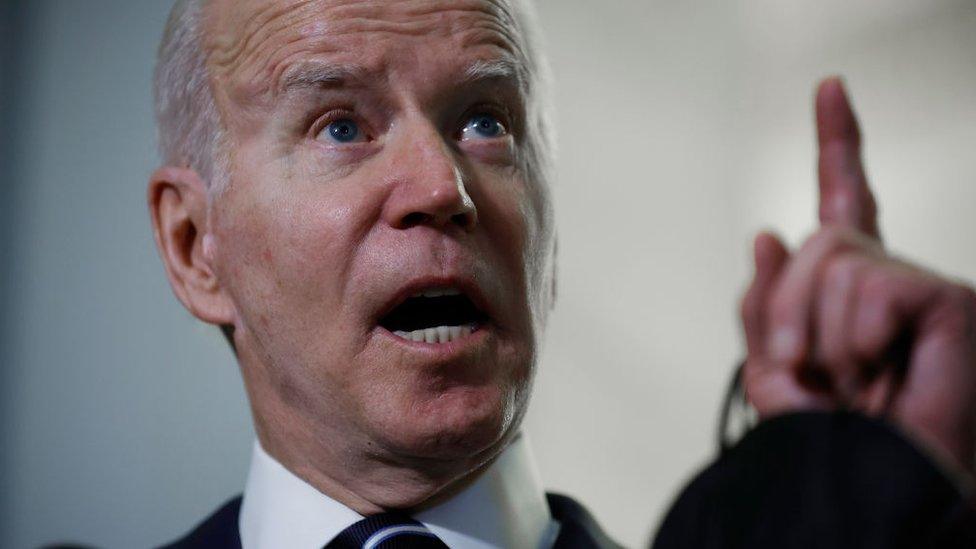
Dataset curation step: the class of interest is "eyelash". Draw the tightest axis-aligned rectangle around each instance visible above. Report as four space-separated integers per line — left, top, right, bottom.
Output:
457 103 513 139
308 108 366 141
306 103 516 143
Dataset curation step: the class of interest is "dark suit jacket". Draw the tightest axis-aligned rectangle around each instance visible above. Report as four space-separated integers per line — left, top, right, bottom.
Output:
158 412 976 549
160 492 623 549
652 412 976 548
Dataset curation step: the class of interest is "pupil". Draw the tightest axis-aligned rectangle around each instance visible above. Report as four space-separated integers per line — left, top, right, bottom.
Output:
476 116 496 135
330 120 358 142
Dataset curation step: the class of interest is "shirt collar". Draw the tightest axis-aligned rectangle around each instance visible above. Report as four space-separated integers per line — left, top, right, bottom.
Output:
239 432 559 549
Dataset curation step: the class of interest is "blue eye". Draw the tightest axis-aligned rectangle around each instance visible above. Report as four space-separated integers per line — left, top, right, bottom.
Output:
322 119 361 143
461 114 507 141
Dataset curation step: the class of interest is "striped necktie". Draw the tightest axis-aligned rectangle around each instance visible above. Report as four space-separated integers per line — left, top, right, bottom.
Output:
324 512 450 549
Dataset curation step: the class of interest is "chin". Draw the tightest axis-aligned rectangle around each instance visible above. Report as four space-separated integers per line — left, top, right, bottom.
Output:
372 382 526 462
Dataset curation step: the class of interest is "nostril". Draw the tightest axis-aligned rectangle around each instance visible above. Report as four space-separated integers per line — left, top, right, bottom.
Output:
451 213 472 228
401 212 432 228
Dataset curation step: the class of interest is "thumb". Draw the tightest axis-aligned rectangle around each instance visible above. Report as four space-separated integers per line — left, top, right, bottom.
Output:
742 231 789 356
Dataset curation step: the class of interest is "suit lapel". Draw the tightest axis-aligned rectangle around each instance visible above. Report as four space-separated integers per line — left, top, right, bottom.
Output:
547 493 624 549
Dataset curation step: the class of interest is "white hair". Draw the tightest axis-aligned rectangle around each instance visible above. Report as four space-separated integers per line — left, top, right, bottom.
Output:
153 0 554 197
154 0 227 194
507 0 557 186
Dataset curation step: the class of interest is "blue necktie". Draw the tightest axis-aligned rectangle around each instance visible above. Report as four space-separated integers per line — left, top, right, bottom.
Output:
324 512 450 548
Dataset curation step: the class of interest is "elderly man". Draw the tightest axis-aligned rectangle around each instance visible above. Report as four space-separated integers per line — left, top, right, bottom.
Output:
148 0 976 547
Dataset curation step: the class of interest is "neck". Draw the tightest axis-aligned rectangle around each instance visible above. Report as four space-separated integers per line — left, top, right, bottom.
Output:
241 431 556 549
241 367 515 514
252 414 511 514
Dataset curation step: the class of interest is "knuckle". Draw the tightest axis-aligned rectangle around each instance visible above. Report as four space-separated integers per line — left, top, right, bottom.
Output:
801 225 854 259
824 224 855 244
849 272 892 355
822 253 859 291
812 225 845 248
858 267 891 304
804 224 880 259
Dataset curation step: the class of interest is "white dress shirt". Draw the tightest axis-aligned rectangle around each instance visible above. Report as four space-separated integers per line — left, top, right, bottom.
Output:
239 433 560 549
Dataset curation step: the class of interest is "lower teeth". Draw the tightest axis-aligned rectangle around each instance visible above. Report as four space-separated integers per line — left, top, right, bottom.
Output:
392 324 476 343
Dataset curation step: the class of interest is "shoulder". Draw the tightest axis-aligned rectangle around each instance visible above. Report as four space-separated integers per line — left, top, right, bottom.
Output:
547 492 625 549
157 495 243 549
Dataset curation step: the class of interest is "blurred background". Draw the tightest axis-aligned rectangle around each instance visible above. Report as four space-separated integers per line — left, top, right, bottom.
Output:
1 0 974 547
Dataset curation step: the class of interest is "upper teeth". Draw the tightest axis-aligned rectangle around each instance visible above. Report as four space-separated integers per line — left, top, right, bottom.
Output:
393 325 476 344
413 287 462 298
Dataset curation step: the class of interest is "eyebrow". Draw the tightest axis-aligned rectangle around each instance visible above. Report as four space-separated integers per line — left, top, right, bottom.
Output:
462 58 527 91
275 57 527 97
276 62 369 95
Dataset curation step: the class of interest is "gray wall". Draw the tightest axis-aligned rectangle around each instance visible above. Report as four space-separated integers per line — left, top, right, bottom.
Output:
2 1 975 548
0 3 251 548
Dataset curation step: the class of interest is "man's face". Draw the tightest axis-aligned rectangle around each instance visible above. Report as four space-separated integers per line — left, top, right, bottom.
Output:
204 0 553 462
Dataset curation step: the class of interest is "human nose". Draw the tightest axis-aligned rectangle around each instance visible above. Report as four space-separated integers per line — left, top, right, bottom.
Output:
382 122 478 232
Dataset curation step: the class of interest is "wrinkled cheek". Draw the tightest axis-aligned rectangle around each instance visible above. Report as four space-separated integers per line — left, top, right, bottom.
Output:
226 208 336 304
517 181 554 328
492 341 537 436
213 220 311 358
507 185 552 333
484 325 537 403
485 181 534 273
215 217 279 325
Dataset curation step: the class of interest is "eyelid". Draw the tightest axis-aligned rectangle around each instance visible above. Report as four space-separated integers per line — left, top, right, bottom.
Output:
466 103 511 125
309 107 371 142
457 103 513 139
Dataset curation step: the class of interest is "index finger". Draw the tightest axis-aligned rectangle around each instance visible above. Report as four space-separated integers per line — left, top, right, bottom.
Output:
816 77 881 240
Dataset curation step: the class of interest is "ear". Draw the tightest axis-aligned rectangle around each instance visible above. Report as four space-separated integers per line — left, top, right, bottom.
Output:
148 167 235 326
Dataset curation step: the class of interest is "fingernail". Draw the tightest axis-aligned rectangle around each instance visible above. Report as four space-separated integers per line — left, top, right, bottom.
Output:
770 327 799 363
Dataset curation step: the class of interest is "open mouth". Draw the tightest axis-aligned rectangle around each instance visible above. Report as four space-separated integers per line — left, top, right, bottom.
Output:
378 287 488 344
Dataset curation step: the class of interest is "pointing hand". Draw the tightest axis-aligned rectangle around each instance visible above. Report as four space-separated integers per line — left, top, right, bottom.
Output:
741 78 976 476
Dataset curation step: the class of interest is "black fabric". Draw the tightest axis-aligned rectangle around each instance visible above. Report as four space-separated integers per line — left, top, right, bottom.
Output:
159 491 620 548
323 512 448 548
547 493 625 549
157 496 242 549
160 412 974 548
652 411 976 549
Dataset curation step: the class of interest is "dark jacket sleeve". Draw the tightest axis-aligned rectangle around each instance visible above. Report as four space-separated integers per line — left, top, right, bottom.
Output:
651 411 976 549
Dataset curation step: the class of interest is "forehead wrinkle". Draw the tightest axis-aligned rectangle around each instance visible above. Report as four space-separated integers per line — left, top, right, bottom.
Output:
400 0 518 29
208 0 533 114
456 23 526 76
399 0 525 62
211 0 528 71
298 4 516 43
208 0 319 79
